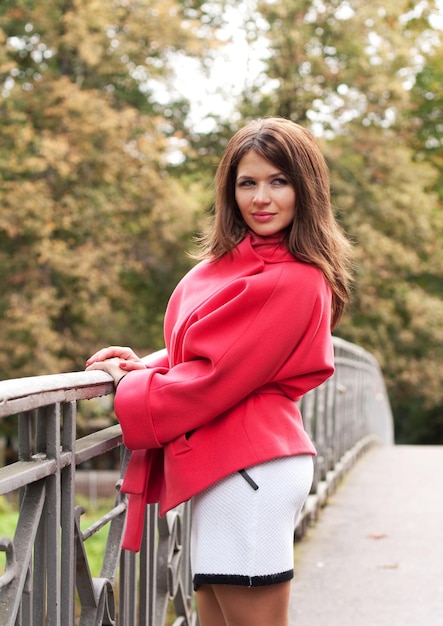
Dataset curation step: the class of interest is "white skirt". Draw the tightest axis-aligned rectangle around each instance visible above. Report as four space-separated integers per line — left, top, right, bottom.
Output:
191 455 313 588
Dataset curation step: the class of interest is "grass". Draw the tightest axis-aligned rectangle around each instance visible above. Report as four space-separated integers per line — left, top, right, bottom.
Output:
75 495 115 577
0 496 19 576
0 495 112 578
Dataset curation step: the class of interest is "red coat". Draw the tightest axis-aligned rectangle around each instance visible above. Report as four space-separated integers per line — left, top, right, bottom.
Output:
115 232 334 550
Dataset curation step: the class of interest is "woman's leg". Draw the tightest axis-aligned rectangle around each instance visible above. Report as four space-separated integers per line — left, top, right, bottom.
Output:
196 584 227 626
198 581 291 626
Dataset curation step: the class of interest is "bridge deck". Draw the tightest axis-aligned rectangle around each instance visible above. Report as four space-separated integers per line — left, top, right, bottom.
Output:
289 445 443 625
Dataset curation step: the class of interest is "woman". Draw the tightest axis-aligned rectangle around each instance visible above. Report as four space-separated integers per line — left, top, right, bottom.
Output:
86 117 353 626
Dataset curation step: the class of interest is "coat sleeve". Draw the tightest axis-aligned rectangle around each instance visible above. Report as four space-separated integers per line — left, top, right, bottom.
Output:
114 264 333 450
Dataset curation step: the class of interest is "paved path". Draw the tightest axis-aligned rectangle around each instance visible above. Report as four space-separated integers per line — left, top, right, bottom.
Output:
289 445 443 625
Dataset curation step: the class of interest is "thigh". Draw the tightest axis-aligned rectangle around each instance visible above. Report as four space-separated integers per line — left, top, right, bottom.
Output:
211 581 291 626
196 585 227 626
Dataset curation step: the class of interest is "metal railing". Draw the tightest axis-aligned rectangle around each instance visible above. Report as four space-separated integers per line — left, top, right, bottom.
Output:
0 337 394 626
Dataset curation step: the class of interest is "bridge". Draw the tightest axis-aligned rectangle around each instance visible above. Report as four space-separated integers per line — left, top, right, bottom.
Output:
289 444 443 625
0 337 398 625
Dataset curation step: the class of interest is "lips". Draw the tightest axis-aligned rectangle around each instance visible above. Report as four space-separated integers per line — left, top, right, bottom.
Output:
252 212 276 223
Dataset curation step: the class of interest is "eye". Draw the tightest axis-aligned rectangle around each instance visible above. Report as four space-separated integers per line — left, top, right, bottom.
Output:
237 179 255 187
272 177 288 186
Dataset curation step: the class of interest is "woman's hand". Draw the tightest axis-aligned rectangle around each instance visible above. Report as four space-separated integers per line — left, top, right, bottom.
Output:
85 346 146 386
86 346 142 366
85 357 129 387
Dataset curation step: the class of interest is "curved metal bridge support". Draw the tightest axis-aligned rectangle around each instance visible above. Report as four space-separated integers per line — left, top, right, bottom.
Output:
0 338 393 625
296 337 394 537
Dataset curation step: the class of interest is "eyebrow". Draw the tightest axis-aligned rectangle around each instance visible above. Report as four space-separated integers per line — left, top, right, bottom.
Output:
236 171 285 181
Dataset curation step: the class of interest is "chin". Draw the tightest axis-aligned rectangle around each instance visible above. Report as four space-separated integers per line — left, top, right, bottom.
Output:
250 226 281 237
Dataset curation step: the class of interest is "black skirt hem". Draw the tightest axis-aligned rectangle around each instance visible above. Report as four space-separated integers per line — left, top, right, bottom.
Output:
193 569 293 591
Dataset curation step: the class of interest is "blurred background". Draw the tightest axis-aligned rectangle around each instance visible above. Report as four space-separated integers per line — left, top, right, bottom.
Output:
0 0 442 445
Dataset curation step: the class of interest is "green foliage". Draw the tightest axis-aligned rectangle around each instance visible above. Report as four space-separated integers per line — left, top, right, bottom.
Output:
332 132 443 442
410 37 443 201
0 0 212 377
1 0 442 445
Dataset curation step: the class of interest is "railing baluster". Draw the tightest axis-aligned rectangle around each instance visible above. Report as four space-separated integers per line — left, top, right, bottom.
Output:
46 403 61 626
0 482 45 626
119 548 137 625
61 401 77 626
34 485 47 626
140 504 159 624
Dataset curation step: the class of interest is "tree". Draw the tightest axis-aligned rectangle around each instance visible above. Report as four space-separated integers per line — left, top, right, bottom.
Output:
410 34 443 199
326 126 443 443
0 0 222 377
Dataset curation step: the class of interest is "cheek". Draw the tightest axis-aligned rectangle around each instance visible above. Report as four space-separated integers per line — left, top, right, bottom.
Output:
235 191 248 215
286 191 297 214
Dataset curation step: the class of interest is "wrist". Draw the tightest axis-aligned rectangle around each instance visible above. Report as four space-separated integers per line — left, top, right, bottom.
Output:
114 374 126 389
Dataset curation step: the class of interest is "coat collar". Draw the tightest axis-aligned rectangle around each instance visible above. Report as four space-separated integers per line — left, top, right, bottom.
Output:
237 231 293 265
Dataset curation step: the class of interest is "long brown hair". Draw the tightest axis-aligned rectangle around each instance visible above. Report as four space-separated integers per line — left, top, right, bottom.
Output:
196 117 353 328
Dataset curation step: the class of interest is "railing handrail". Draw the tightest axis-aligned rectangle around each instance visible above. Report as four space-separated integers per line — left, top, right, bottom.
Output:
0 371 114 416
0 337 394 625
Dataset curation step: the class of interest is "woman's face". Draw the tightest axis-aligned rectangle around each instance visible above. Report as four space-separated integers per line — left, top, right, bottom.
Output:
235 150 296 237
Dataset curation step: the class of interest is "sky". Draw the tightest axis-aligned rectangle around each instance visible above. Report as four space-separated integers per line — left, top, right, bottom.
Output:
168 1 269 131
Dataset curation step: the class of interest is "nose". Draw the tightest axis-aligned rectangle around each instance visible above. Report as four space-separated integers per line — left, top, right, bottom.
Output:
253 183 271 205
